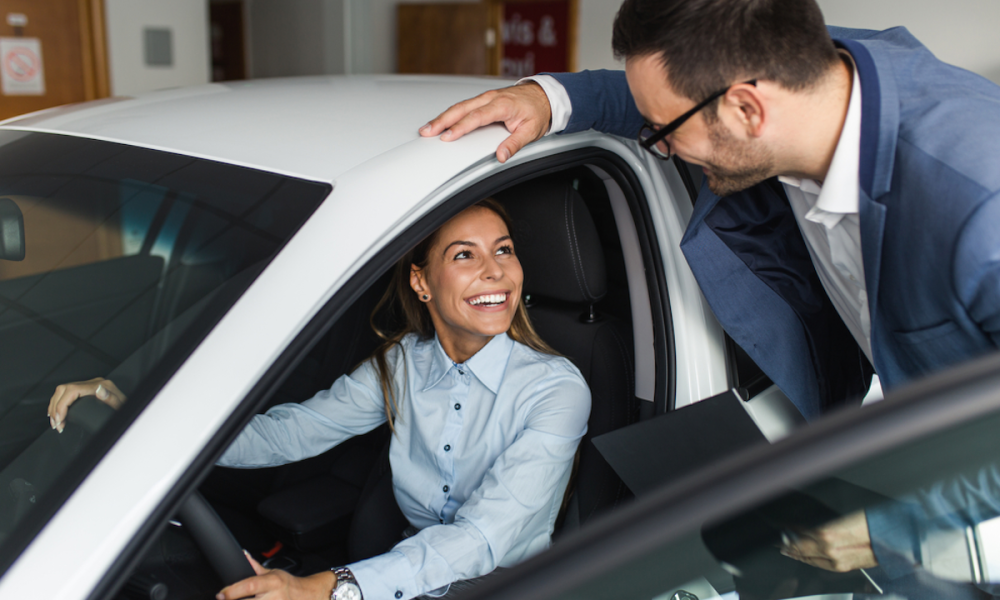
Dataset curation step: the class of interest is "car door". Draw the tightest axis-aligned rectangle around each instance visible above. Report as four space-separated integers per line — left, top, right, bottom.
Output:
459 351 1000 600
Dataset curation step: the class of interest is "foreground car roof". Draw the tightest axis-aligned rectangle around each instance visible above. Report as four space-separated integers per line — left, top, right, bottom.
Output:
0 75 505 183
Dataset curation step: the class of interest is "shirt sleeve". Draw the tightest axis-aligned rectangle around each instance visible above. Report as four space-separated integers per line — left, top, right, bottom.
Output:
217 357 389 468
867 462 1000 579
347 370 591 600
519 75 572 135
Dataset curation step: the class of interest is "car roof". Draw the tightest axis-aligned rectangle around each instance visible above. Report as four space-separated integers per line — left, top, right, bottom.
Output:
0 75 507 183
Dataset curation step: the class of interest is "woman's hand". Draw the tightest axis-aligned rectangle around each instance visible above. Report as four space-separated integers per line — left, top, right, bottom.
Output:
47 377 126 433
216 552 336 600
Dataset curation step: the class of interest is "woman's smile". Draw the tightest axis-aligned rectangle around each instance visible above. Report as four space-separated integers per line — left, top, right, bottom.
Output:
465 290 511 309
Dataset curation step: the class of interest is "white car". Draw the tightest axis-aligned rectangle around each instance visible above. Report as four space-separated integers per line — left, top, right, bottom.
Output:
0 75 746 600
1 76 997 600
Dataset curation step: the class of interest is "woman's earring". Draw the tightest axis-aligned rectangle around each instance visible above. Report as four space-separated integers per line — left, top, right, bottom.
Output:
421 294 430 301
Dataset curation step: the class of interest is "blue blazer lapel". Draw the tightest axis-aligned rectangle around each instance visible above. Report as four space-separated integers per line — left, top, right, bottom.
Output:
836 38 899 201
837 38 900 376
858 191 886 368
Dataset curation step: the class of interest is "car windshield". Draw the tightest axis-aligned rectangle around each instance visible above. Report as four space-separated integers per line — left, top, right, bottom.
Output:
0 130 329 573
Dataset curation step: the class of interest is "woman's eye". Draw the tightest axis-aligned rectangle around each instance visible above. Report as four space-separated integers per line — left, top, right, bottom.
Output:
496 245 513 256
454 250 472 260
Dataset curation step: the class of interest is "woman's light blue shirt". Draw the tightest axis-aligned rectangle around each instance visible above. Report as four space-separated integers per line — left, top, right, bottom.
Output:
218 332 590 600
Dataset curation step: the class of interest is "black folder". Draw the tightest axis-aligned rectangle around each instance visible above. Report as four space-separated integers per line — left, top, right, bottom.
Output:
592 389 767 496
591 389 882 599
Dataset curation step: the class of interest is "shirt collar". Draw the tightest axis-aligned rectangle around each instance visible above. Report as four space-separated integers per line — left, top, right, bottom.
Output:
778 53 863 227
422 332 514 394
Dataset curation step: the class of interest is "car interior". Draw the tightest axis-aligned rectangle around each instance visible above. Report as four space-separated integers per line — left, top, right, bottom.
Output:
110 160 670 599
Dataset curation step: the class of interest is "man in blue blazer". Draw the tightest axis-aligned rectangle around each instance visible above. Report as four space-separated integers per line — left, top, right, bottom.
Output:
422 0 1000 590
423 0 1000 421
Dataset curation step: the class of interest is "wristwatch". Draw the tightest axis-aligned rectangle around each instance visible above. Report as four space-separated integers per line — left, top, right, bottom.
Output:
330 566 363 600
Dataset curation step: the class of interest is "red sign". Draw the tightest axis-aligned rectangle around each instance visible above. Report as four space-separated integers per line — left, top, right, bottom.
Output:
4 46 40 82
501 1 571 78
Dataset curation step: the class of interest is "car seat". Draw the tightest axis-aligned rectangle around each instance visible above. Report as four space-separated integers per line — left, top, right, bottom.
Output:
496 176 638 529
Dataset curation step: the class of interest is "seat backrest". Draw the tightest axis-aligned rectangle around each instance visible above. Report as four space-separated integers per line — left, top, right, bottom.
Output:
496 177 638 527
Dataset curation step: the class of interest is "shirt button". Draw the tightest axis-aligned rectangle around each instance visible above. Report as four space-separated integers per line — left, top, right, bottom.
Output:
395 592 403 599
454 403 461 410
458 369 465 375
444 444 451 452
443 485 449 493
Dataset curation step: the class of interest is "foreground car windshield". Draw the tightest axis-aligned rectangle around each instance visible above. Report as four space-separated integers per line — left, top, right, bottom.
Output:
538 384 1000 600
0 130 329 572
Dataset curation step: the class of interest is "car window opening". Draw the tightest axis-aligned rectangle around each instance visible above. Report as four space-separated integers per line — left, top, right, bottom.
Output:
107 161 664 599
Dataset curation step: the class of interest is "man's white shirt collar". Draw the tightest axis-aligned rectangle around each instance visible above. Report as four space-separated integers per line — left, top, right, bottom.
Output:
778 60 862 229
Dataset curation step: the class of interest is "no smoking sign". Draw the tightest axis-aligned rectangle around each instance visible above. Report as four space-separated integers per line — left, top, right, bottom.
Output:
1 37 46 96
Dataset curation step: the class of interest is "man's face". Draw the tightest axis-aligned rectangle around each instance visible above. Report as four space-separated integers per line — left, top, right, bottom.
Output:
626 54 774 197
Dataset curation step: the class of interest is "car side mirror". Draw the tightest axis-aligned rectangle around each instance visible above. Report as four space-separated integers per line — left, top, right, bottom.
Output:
0 197 25 261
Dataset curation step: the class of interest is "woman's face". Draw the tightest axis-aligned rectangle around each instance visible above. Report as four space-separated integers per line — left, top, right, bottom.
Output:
411 206 523 360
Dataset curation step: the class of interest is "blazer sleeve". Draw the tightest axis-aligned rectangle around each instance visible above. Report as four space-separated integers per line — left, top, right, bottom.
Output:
547 70 645 138
954 191 1000 346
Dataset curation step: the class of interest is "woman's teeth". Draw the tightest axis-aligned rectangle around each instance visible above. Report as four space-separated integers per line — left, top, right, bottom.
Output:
468 293 507 306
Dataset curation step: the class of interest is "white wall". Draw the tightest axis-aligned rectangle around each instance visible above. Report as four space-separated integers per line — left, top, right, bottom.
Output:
246 0 353 78
104 0 211 96
816 0 1000 84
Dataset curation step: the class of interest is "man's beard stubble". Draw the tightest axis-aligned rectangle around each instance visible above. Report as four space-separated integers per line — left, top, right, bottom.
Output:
702 119 775 198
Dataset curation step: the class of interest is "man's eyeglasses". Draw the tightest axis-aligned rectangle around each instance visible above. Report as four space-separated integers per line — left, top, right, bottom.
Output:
638 80 757 160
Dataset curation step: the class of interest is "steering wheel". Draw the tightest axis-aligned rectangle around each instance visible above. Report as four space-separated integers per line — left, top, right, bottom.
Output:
178 491 257 584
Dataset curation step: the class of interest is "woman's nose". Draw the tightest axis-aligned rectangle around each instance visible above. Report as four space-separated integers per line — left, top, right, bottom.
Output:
482 255 503 279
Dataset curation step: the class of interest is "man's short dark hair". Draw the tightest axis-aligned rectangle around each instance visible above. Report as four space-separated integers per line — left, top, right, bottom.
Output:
612 0 839 104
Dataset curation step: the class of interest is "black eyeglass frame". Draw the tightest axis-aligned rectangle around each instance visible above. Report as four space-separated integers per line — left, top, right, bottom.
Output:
638 79 757 160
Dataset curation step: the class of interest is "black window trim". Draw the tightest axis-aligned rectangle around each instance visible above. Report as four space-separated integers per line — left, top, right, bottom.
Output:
89 147 677 600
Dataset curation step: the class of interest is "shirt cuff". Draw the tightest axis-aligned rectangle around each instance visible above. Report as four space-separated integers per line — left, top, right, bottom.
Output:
349 550 419 600
866 503 922 579
518 75 571 135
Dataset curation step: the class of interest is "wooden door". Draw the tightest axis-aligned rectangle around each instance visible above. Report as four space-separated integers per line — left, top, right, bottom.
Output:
397 3 501 75
0 0 109 121
210 0 246 82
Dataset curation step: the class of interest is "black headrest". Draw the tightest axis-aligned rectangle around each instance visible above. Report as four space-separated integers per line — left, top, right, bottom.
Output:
496 178 607 304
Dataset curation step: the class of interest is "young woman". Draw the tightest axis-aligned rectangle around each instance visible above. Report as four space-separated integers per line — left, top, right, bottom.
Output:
48 200 591 600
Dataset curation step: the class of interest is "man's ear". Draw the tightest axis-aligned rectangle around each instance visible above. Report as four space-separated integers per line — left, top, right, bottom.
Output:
410 264 426 295
722 83 766 138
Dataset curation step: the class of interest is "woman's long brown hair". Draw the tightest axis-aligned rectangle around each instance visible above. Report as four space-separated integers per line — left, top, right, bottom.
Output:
368 199 558 430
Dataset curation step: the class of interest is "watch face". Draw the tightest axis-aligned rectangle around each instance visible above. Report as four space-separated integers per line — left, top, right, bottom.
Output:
335 582 362 600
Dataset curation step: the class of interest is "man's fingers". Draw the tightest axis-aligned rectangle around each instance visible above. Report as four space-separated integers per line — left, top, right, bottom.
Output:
420 93 497 138
422 83 551 164
439 102 511 142
496 118 547 163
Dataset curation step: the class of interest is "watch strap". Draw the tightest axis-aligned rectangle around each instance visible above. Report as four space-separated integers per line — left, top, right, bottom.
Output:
330 566 362 600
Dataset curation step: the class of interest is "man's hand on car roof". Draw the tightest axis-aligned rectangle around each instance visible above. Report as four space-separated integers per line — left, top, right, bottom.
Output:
420 81 552 164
